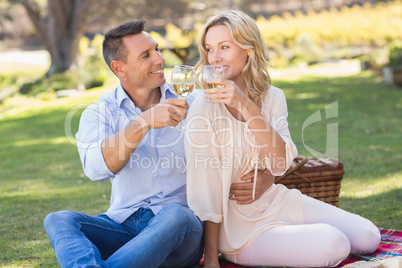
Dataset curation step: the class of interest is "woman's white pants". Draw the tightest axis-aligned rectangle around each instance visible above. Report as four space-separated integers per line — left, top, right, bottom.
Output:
225 195 381 267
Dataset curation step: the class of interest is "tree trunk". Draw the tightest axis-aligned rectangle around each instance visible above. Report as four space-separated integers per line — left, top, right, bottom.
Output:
168 46 196 65
9 0 94 76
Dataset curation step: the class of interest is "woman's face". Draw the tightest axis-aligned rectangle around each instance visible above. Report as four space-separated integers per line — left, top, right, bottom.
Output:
205 25 249 85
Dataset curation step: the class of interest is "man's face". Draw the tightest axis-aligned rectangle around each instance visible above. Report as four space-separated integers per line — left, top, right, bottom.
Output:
120 32 166 91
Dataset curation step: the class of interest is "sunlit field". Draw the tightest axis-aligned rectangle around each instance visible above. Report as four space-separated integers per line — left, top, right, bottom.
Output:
0 66 401 266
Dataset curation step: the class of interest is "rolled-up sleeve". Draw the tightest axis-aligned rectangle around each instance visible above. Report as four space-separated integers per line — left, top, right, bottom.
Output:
264 88 298 176
76 102 114 182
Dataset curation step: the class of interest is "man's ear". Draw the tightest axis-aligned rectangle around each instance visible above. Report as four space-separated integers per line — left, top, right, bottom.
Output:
111 60 126 78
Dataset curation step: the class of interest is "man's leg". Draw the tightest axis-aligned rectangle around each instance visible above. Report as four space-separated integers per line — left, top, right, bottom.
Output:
107 204 203 268
44 210 133 267
160 205 204 268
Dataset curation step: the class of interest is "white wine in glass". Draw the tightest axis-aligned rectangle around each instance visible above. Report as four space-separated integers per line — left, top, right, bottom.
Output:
172 82 195 98
202 65 226 127
171 65 196 130
202 65 225 89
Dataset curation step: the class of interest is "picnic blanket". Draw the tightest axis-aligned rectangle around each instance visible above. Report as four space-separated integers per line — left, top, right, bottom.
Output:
196 228 402 268
338 228 402 267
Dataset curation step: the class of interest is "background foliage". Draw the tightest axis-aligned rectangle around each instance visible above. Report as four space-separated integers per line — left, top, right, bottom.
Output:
257 1 402 66
2 0 402 98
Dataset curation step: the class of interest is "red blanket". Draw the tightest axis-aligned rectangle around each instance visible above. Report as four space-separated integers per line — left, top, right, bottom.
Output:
338 228 402 267
197 228 402 268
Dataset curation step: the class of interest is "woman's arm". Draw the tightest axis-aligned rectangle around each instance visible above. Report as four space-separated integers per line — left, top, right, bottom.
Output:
204 81 289 175
240 96 287 174
229 169 275 204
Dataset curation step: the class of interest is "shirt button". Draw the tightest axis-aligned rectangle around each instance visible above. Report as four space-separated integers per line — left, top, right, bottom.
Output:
157 136 160 140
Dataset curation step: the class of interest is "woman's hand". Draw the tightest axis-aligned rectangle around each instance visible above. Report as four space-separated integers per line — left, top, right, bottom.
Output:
229 169 274 204
204 78 249 112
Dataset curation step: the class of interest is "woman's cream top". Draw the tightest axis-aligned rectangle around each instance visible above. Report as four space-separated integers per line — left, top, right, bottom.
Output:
185 86 304 255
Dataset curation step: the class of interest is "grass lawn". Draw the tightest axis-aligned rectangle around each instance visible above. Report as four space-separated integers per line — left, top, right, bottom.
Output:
0 70 401 267
276 72 402 229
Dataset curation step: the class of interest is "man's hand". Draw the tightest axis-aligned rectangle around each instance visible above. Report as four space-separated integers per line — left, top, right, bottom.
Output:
229 169 274 204
140 98 189 129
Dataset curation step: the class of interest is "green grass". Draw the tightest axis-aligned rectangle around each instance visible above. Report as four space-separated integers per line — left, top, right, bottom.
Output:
0 86 112 267
276 71 402 228
0 71 401 267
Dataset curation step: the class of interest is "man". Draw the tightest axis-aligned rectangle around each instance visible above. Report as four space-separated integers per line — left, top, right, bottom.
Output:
44 20 203 268
44 19 271 268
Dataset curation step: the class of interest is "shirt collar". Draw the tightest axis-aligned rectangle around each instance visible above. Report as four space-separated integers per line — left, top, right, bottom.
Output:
116 83 130 108
116 82 176 108
161 83 176 100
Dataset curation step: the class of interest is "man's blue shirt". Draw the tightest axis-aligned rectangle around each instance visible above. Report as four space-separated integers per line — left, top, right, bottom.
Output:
76 82 200 223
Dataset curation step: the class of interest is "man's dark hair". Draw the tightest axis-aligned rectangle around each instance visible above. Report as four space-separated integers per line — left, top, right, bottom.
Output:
102 20 146 73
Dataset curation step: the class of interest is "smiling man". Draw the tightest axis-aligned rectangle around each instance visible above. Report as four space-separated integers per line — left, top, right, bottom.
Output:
43 20 204 268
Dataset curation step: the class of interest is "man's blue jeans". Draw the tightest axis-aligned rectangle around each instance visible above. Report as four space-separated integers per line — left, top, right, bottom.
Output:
44 204 204 268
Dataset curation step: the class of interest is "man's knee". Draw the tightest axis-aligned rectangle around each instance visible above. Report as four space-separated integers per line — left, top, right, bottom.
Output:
161 204 200 228
44 210 80 235
159 205 203 268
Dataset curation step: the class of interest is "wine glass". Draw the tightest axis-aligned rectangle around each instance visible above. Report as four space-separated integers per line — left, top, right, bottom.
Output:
202 65 225 127
202 65 225 89
171 65 196 130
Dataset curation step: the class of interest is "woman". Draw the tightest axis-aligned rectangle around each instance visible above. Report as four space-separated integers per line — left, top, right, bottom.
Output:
184 10 380 268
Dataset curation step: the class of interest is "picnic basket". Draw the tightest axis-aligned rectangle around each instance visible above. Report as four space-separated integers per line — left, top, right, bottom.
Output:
274 156 345 207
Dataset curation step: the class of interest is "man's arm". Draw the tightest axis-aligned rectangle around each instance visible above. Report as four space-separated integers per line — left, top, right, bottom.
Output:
101 98 188 174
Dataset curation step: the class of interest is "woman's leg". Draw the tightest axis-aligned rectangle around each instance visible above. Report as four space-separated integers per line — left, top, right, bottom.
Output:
225 196 380 267
202 221 221 268
302 195 381 254
225 223 351 267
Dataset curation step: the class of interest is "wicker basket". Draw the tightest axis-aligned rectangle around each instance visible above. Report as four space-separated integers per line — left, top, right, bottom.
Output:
274 156 345 207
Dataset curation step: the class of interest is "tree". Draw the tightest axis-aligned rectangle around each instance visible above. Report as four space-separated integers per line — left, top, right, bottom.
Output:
5 0 251 77
8 0 94 76
6 0 193 76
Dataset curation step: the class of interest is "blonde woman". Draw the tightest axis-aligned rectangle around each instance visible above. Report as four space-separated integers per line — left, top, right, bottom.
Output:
184 10 380 268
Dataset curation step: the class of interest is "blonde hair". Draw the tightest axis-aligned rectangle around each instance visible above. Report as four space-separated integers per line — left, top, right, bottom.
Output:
195 10 271 103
